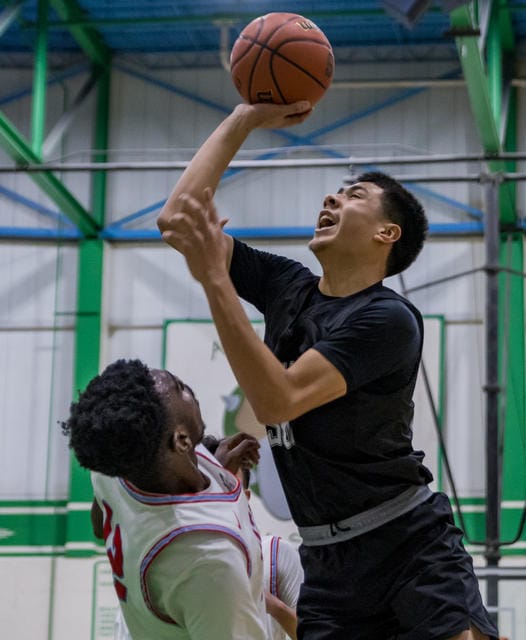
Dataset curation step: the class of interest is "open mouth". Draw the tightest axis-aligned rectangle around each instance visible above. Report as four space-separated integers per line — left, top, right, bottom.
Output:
317 212 337 230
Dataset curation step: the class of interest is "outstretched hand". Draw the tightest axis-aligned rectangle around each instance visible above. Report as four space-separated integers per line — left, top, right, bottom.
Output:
213 432 260 474
161 187 229 284
234 100 313 130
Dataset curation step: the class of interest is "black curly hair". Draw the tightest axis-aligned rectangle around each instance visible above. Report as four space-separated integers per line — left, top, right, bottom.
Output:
62 359 167 481
354 171 428 277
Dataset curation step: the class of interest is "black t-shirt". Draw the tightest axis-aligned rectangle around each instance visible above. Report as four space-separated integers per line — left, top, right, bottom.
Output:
230 239 433 527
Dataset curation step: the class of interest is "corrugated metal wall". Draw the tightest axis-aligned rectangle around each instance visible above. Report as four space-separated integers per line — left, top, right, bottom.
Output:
0 60 524 638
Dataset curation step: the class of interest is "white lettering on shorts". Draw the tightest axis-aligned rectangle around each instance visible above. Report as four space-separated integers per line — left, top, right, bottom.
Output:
267 422 295 450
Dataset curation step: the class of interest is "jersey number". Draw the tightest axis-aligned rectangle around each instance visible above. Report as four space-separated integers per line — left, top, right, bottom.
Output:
102 500 127 601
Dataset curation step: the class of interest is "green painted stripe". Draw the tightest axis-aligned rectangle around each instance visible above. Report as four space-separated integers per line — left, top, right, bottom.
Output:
0 499 523 557
65 508 97 544
0 511 66 546
450 506 526 556
0 500 95 550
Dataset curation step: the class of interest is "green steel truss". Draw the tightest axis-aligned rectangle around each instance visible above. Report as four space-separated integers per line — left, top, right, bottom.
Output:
449 0 526 564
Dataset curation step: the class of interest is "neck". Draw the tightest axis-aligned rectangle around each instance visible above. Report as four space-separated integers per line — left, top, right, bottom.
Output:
314 249 387 297
318 263 384 297
131 456 210 495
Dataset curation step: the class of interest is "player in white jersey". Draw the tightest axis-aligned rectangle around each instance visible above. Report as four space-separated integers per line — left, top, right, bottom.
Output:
62 359 267 640
261 534 303 640
203 436 304 640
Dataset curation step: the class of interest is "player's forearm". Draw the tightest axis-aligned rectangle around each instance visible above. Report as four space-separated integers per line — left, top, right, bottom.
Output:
157 106 255 231
265 592 298 640
202 275 299 425
158 102 311 232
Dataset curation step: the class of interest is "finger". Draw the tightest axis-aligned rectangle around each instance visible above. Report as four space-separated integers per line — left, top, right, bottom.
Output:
176 193 208 220
223 432 258 449
218 433 243 450
240 454 260 469
288 100 311 115
202 187 221 226
240 454 259 470
167 211 197 230
287 108 313 122
229 439 260 462
202 186 214 203
162 225 205 250
162 229 189 245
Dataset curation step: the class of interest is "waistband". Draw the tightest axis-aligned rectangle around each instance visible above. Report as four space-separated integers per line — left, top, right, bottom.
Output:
298 484 433 547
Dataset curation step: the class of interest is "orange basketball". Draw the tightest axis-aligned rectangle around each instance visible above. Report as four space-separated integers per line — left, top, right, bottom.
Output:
230 12 334 106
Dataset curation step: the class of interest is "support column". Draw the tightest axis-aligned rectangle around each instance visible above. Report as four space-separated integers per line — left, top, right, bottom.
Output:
31 0 48 156
65 66 110 555
451 3 525 624
482 176 502 614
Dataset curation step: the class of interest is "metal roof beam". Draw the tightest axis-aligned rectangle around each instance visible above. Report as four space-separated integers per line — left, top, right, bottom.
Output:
0 111 99 235
449 4 500 151
0 0 22 38
42 66 100 158
49 0 110 67
448 2 514 219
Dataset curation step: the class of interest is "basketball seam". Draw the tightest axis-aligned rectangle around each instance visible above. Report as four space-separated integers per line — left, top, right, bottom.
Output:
256 39 332 98
274 40 331 89
242 14 307 103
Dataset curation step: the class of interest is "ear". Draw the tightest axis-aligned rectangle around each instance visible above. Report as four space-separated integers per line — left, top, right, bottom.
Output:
375 223 401 245
170 424 193 455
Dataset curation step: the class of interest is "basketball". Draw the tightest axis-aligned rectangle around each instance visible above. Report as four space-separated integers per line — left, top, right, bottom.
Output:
230 12 334 106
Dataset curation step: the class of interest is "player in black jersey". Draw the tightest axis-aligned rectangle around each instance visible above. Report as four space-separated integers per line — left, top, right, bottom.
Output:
158 102 499 640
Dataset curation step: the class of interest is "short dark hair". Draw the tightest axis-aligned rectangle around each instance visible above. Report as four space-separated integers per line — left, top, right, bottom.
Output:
61 359 167 480
354 171 428 277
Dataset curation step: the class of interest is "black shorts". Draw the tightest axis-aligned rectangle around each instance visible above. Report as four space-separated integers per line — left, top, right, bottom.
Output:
297 492 499 640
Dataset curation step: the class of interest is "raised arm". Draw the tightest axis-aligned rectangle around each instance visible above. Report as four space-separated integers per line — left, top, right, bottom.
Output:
162 185 347 426
157 102 312 265
158 100 347 425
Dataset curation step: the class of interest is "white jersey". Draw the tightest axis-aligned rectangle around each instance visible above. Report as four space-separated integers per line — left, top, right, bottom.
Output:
262 536 304 640
92 449 267 640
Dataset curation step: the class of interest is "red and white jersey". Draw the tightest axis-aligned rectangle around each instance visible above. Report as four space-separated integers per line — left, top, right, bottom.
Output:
92 448 267 640
262 536 304 640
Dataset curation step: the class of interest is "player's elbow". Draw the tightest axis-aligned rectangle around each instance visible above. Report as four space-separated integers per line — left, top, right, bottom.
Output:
251 396 301 426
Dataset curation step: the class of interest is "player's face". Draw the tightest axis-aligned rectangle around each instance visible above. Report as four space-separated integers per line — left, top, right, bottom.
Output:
150 369 205 444
309 181 387 256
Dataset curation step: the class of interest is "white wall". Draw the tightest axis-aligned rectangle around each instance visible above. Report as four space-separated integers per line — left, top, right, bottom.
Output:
0 241 77 500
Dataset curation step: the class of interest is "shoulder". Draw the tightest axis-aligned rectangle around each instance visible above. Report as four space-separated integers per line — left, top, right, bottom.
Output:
371 296 420 323
323 290 422 348
357 287 422 328
232 238 312 279
91 470 118 493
